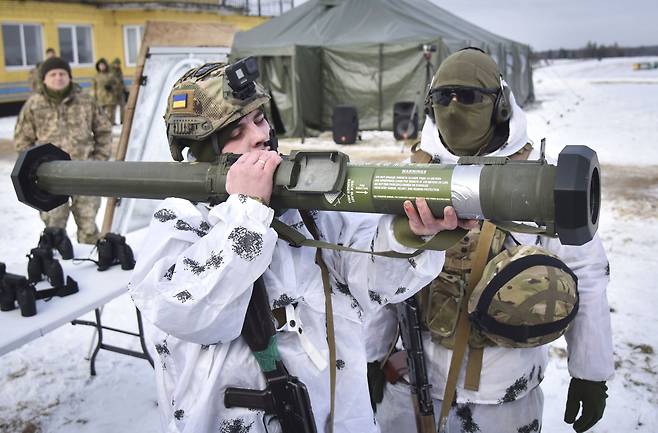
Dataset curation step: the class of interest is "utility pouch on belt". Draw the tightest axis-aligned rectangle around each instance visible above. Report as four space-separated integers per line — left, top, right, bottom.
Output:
417 225 506 349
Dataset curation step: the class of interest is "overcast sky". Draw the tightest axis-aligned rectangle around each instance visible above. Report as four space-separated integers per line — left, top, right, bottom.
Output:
430 0 657 51
292 0 657 51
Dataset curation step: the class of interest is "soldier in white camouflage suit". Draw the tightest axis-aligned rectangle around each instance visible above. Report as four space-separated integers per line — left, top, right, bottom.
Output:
375 48 613 433
128 60 477 433
14 56 112 244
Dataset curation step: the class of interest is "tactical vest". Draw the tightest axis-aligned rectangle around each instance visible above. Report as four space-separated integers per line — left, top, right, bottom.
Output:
416 225 507 349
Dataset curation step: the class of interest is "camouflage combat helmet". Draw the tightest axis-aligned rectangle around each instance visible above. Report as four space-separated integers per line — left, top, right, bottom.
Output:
468 245 579 348
164 60 270 162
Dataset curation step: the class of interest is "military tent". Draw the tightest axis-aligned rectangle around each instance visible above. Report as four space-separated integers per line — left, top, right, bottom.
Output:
232 0 534 137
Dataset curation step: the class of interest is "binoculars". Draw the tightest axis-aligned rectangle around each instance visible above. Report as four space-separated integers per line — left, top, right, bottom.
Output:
96 232 135 272
27 247 65 288
0 265 37 317
38 226 74 260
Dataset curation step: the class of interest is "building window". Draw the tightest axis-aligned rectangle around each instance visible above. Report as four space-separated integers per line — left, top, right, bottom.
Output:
123 25 144 67
58 25 94 66
2 23 44 68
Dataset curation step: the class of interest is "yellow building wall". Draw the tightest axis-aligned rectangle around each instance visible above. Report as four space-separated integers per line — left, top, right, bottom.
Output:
0 0 267 95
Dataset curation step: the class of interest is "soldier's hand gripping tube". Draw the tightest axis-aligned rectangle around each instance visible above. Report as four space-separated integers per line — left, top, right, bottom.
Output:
224 278 317 433
396 297 436 433
13 143 601 246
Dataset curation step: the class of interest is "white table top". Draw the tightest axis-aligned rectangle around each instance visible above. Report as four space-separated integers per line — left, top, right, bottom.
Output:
0 229 146 356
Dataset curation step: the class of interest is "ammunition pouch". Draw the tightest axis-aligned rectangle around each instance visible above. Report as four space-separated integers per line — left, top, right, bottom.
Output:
417 225 505 349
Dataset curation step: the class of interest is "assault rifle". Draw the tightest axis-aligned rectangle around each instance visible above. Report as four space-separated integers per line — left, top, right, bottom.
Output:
224 278 317 433
397 297 435 433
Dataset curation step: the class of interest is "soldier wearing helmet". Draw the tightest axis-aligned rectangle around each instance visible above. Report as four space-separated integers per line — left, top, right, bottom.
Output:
375 48 613 433
129 58 474 433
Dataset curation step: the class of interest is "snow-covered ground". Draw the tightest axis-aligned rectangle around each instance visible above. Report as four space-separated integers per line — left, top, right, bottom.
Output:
1 56 657 433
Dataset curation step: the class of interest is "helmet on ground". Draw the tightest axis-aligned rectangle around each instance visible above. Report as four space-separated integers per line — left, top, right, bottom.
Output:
468 245 579 348
164 57 270 162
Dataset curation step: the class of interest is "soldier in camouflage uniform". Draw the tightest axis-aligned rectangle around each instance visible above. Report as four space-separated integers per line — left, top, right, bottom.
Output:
375 48 613 433
110 58 126 124
27 47 56 93
14 56 112 244
92 58 121 124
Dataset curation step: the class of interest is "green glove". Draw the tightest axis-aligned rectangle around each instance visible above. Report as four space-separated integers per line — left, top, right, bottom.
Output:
564 378 608 432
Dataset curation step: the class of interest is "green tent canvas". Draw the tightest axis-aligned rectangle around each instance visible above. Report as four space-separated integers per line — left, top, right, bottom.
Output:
232 0 534 137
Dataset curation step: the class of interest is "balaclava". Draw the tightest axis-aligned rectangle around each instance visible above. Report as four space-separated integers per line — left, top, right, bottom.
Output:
431 49 501 156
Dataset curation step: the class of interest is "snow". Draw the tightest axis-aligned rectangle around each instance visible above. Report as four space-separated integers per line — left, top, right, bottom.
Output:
1 56 658 432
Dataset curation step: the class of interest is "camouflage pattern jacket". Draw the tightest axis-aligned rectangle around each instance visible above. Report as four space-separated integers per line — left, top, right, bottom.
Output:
14 84 113 161
110 67 126 104
92 72 121 106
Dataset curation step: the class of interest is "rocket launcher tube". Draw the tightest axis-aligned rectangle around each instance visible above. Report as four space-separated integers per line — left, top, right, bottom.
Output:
12 144 600 246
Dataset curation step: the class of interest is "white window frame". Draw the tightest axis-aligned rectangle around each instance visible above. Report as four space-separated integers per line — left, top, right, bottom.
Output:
2 22 45 70
123 25 144 67
58 24 95 67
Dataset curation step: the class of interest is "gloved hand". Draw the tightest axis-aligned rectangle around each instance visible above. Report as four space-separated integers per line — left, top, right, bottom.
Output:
564 378 608 432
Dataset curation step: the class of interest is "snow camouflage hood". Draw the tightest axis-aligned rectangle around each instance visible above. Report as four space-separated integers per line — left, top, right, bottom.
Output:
164 62 270 161
418 82 529 163
468 245 579 348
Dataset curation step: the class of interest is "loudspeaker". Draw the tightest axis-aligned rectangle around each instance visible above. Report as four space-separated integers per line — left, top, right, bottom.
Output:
393 102 419 140
332 105 358 145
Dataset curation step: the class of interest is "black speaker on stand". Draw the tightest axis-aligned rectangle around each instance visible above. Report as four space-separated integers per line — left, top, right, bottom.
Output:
332 105 358 145
393 101 419 140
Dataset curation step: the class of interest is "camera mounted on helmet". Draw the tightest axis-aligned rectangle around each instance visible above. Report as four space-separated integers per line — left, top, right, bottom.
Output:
225 57 260 100
165 58 274 163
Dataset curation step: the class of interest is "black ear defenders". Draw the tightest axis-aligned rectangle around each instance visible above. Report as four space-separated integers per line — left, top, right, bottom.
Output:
493 75 512 124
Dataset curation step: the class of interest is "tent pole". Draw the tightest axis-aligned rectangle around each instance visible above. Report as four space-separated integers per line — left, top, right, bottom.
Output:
378 44 383 130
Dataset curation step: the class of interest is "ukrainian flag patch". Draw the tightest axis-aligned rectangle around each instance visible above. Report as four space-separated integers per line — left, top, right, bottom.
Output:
172 93 187 109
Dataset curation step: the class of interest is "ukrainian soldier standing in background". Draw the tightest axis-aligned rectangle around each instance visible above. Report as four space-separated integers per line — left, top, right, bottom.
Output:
92 58 120 124
110 58 126 124
14 56 112 244
27 47 56 93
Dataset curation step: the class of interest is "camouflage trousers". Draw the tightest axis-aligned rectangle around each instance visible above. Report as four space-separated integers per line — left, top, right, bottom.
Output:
39 195 100 244
102 105 117 124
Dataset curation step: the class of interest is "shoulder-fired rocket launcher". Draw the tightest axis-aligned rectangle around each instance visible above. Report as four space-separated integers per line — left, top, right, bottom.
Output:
12 143 600 246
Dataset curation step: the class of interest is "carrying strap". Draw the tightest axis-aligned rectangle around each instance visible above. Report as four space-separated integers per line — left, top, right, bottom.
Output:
271 217 465 257
438 221 497 432
298 211 337 433
492 220 550 236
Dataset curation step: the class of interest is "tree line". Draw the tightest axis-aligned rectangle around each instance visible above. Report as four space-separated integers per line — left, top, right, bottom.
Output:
532 42 658 61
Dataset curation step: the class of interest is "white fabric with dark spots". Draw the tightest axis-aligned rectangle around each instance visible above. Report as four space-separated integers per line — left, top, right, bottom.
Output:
377 380 544 433
129 194 444 433
374 95 613 429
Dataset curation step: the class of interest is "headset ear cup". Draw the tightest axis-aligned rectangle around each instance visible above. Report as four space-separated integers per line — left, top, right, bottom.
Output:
494 86 512 124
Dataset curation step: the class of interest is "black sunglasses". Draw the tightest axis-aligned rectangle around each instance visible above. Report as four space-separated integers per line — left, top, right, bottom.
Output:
430 86 499 106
